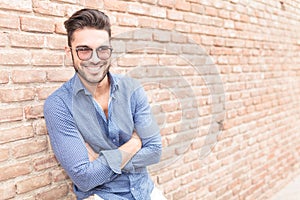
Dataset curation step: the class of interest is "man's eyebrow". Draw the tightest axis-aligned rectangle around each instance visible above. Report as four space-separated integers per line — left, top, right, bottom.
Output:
76 45 90 48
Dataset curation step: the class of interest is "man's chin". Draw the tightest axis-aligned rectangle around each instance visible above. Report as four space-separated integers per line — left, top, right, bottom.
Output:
87 73 108 84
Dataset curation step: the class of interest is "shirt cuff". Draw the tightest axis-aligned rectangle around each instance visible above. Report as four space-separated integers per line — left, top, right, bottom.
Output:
100 149 122 174
122 160 134 173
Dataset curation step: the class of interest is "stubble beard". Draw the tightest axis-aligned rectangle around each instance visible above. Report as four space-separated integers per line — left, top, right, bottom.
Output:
72 54 111 85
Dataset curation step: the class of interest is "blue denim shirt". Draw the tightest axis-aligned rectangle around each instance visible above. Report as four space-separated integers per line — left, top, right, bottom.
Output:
44 73 162 200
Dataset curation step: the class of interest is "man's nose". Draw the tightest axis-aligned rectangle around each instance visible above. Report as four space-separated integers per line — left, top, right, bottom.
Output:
89 49 101 64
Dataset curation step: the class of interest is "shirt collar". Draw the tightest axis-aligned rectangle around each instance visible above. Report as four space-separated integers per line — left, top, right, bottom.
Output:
73 72 119 96
108 72 119 96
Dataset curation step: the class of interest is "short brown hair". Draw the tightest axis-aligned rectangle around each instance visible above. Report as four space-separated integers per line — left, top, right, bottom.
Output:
64 9 111 47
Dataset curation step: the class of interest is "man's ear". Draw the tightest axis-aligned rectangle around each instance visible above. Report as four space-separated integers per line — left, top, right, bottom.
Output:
65 46 71 57
64 46 74 67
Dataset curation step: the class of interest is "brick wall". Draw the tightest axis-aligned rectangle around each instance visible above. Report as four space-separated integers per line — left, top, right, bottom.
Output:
1 0 300 199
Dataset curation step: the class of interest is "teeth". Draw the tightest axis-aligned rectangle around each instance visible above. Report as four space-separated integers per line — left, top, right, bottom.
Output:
85 66 101 72
88 67 100 71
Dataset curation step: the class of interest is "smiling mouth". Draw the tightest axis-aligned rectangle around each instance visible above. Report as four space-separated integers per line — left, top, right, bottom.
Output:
84 62 107 73
86 65 101 71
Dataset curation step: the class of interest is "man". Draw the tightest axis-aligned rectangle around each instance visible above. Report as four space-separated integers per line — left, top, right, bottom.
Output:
44 9 164 200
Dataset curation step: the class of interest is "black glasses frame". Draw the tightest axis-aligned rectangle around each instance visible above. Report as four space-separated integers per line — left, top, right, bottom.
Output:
71 46 113 61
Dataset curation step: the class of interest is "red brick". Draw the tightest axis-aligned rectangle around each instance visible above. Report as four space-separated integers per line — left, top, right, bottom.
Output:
191 3 205 14
163 179 181 193
0 88 35 103
12 70 47 83
0 50 31 65
0 0 32 12
158 170 174 184
188 180 202 193
117 13 138 27
32 0 65 17
0 107 23 123
175 22 191 33
117 55 143 67
54 0 76 3
10 32 44 48
167 9 183 21
32 52 64 66
180 173 196 186
158 19 175 30
0 32 8 47
219 9 230 19
34 154 58 171
0 12 19 29
0 125 34 144
46 35 67 50
0 181 16 199
158 0 175 8
138 16 158 28
36 86 59 100
16 172 52 194
33 119 48 135
174 165 190 177
11 138 48 158
36 184 69 200
183 13 202 24
160 124 174 135
172 189 187 199
51 169 69 182
127 3 149 15
0 71 9 84
166 112 181 123
0 147 9 162
0 161 31 181
78 0 103 8
24 104 44 119
20 16 55 33
140 0 156 4
104 0 128 12
148 6 167 18
161 102 180 112
46 69 75 82
175 0 191 11
54 19 67 34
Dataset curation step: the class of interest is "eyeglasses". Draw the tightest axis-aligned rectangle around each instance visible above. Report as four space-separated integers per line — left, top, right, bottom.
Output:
72 46 113 61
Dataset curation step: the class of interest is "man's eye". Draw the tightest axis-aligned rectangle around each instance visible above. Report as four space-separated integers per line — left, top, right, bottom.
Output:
100 46 109 50
77 47 91 52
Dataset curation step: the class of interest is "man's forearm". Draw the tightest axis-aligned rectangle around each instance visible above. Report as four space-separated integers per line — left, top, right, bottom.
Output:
85 132 142 169
119 132 142 168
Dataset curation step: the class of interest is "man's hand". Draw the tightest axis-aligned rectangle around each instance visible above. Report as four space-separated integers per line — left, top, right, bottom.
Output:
119 131 142 168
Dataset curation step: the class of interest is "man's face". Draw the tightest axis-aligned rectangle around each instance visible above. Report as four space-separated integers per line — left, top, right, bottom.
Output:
69 28 111 85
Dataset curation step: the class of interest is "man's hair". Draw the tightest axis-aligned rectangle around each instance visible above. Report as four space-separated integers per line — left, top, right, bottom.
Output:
64 8 111 47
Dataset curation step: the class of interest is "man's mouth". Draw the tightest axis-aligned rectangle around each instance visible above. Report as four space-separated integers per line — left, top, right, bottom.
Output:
83 62 107 73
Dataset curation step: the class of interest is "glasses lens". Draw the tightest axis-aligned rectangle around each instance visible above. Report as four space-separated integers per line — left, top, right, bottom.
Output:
97 47 112 60
76 47 93 61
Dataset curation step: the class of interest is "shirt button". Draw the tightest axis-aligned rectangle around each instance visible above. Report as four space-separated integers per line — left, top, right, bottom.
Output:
131 187 135 191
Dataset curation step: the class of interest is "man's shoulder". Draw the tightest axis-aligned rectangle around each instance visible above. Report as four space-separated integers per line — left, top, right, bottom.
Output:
44 76 75 107
111 73 141 90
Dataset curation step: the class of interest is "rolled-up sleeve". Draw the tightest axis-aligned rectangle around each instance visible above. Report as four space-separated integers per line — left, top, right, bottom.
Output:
123 87 162 171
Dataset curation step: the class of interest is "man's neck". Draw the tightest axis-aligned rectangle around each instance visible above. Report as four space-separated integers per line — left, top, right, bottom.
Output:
94 75 110 97
78 74 110 97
